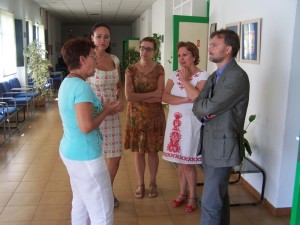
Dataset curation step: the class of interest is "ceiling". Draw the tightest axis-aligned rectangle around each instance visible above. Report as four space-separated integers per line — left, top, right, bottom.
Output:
33 0 158 25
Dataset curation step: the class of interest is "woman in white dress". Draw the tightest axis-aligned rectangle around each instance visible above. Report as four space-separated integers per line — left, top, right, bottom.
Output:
162 41 209 213
87 23 124 208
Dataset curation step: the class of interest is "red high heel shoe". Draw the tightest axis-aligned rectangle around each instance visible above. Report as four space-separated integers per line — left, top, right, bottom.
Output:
171 194 187 208
184 197 198 213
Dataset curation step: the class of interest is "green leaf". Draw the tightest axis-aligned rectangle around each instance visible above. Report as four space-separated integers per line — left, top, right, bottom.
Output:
249 114 256 122
243 138 252 156
23 40 52 97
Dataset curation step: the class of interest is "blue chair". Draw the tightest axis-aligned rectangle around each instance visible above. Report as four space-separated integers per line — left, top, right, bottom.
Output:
0 81 33 118
0 103 7 145
0 101 19 137
27 77 54 101
9 78 39 96
50 71 64 92
9 78 40 110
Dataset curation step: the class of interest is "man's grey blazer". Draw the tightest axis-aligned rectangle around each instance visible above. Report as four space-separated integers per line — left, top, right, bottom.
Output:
192 60 250 167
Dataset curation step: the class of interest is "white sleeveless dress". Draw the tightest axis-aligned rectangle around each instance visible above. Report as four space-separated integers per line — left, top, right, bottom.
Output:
162 70 209 164
87 54 122 158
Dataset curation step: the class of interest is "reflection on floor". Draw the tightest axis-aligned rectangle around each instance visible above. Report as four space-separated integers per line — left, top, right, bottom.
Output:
0 100 290 225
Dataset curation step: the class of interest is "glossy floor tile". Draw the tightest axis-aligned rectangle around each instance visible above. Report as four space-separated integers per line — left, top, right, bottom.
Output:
0 100 290 225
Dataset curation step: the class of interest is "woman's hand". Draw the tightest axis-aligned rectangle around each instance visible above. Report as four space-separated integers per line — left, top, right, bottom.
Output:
103 100 121 115
115 99 125 112
179 67 190 82
153 89 163 98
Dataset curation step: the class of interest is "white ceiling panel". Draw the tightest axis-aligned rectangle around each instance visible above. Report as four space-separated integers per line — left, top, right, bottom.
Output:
33 0 157 25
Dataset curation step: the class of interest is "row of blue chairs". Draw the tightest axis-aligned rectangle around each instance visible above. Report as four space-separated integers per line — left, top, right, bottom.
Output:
0 73 64 145
0 78 41 145
0 78 38 116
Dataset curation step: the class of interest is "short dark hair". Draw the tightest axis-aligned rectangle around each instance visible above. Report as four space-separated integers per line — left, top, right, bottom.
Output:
90 23 112 53
177 41 200 65
140 37 157 50
61 38 95 71
210 29 240 58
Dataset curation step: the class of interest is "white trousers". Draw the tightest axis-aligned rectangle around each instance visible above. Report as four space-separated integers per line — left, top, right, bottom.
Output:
60 154 114 225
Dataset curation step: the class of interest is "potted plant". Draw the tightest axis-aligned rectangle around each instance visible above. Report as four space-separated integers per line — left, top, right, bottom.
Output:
23 40 53 103
152 33 162 63
123 47 140 68
242 114 256 159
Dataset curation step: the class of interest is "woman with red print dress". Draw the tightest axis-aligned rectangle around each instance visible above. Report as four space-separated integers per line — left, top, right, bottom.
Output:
162 41 209 213
124 37 165 199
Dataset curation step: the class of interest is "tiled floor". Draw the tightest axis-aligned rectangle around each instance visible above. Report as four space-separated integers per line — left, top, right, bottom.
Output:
0 99 290 225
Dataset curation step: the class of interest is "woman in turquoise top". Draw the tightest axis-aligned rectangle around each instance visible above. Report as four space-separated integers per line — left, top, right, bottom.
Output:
58 38 120 225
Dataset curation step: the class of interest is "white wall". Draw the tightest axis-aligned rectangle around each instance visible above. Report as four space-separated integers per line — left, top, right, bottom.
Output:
132 19 140 38
139 9 152 39
210 0 298 208
279 1 300 206
152 0 173 80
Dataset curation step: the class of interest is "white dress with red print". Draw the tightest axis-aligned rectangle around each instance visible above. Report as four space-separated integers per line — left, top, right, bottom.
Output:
86 54 122 158
162 70 209 164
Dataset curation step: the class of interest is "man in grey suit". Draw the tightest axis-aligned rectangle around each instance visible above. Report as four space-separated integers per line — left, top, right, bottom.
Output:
192 29 250 225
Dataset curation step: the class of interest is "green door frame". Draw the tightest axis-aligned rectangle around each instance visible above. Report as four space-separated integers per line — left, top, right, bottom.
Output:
290 134 300 225
172 15 209 71
172 0 210 71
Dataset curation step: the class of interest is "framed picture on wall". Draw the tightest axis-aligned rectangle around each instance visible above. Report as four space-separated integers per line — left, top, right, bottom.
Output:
210 23 217 35
240 18 262 64
226 22 241 61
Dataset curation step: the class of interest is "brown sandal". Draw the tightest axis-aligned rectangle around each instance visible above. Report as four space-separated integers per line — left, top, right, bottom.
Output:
135 184 145 199
148 184 158 198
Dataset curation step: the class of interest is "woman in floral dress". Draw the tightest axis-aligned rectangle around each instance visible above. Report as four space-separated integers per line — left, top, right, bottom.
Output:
87 23 124 207
124 37 166 199
162 42 209 213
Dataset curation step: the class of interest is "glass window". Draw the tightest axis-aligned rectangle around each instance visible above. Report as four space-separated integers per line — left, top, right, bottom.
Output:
26 20 33 44
0 8 17 78
38 25 45 54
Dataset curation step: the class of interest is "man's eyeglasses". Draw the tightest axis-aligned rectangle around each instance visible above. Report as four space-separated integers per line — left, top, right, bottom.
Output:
139 46 155 52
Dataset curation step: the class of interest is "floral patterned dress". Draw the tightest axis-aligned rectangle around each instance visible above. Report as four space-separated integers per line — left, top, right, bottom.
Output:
162 70 209 164
86 54 122 158
124 64 166 153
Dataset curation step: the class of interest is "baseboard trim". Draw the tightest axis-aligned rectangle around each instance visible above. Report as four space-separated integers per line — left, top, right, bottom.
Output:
240 177 291 216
